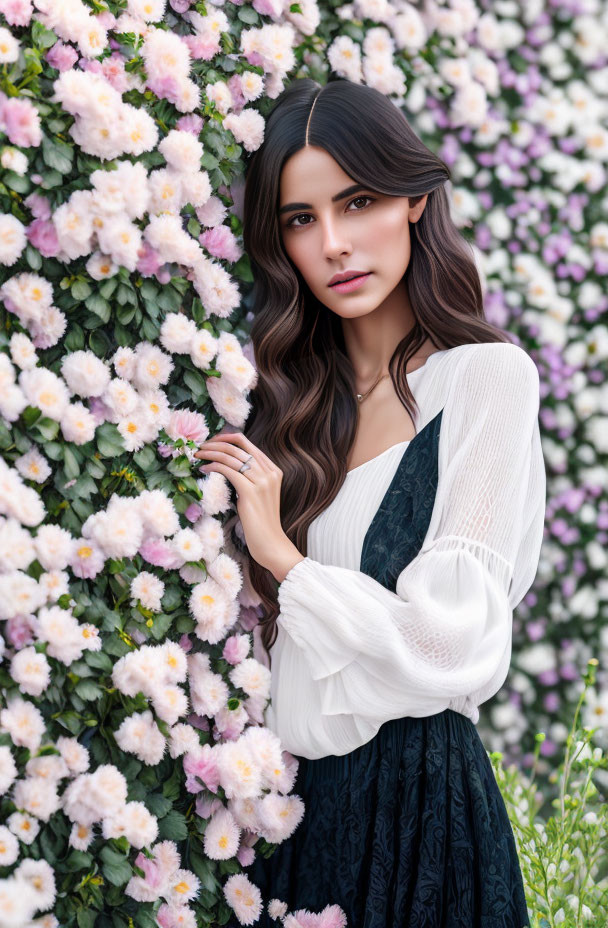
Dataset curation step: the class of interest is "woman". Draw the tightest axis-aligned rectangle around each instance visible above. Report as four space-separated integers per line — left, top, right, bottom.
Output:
194 77 545 926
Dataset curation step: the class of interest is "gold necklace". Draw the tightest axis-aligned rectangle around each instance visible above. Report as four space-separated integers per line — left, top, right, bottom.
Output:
356 372 390 403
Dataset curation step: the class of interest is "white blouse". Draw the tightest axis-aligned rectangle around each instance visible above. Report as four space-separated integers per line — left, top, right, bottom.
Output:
258 342 547 761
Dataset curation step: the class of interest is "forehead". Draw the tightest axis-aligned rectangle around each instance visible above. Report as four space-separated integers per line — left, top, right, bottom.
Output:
279 146 354 202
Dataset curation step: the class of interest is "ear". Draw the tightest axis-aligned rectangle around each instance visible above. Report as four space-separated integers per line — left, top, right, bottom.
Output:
408 193 428 224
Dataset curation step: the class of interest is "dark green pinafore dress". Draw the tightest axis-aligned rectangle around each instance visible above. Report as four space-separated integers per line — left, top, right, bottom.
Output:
242 410 531 928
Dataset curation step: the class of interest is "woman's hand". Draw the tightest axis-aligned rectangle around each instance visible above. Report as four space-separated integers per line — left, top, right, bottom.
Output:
193 431 304 581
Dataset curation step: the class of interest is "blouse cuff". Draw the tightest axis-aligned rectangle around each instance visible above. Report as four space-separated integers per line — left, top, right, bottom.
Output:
277 556 361 677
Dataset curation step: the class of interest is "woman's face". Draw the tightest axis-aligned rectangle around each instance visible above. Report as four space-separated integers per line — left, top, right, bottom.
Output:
278 145 427 319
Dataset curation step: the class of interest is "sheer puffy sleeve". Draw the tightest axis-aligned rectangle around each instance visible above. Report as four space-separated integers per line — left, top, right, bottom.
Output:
276 342 546 724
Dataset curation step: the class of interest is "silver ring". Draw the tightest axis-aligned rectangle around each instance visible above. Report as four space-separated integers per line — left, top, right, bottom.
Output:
238 454 253 474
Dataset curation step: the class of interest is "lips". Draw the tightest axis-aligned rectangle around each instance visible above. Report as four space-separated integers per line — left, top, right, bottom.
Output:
329 272 369 287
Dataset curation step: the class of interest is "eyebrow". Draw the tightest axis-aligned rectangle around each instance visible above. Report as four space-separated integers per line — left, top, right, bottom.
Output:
278 183 372 216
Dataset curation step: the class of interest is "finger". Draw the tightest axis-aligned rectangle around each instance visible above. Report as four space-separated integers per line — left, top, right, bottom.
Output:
194 448 253 471
198 461 250 495
209 432 277 471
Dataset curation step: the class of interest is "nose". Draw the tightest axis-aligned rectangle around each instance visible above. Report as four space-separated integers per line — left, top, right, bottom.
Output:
320 215 352 261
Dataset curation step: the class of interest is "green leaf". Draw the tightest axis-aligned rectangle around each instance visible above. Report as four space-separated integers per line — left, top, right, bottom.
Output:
76 909 97 928
133 446 157 470
147 612 173 641
99 278 118 299
72 279 92 301
74 679 103 701
30 417 59 442
64 849 93 872
25 244 42 270
145 793 173 818
4 172 31 194
100 845 132 887
85 293 111 322
184 368 207 398
32 21 58 49
42 136 73 175
157 809 188 841
96 423 125 458
63 446 80 480
85 649 113 674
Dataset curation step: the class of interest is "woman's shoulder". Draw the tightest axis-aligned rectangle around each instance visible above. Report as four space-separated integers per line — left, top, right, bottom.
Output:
442 341 539 389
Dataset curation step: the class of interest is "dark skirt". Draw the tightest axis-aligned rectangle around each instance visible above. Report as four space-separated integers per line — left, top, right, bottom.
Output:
242 709 530 928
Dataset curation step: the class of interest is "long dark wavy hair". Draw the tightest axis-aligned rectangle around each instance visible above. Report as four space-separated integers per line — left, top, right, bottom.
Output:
241 76 510 657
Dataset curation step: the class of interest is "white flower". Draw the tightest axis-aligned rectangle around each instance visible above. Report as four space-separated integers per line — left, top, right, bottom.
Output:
158 129 204 173
34 524 74 571
11 647 51 698
113 345 137 380
15 447 51 485
160 313 199 354
171 528 204 564
0 27 20 63
114 710 167 766
164 868 200 906
61 350 111 398
0 696 46 752
86 251 119 281
56 736 90 776
0 745 18 796
19 367 70 421
0 517 36 572
133 342 174 391
0 824 19 866
0 214 27 266
131 571 165 612
168 723 200 758
1 146 28 175
102 800 158 848
0 875 38 927
13 776 61 822
7 810 40 844
137 489 180 537
223 108 265 153
203 807 240 860
61 401 97 445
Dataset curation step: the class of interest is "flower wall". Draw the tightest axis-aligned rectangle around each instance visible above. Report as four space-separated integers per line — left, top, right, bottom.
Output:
0 0 607 926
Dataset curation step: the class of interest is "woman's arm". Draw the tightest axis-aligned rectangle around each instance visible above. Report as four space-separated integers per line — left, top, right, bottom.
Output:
275 342 546 721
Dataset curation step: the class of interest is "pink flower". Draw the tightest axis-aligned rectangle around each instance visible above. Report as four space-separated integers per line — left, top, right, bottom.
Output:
236 844 255 866
139 538 183 570
156 904 177 928
0 0 33 27
27 219 60 257
24 192 51 220
1 97 42 148
5 614 35 649
157 442 174 459
179 634 193 652
195 794 223 818
88 396 112 426
222 634 249 665
102 53 129 93
176 114 204 135
45 41 78 72
199 226 242 264
147 75 181 106
183 745 220 794
134 851 164 889
227 74 247 112
183 34 219 60
166 409 209 445
136 241 162 277
156 267 172 285
184 502 202 523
